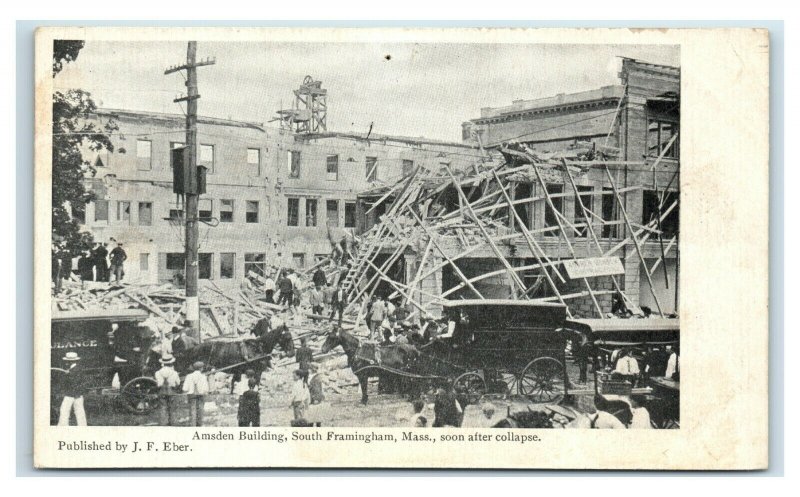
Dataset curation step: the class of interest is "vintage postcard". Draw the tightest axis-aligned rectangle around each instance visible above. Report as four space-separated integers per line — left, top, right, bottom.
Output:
33 27 769 469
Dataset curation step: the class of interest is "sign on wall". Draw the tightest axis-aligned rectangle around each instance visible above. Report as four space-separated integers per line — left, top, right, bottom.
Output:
562 256 624 279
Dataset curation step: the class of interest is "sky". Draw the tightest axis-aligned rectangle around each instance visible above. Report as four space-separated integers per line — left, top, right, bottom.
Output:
55 41 679 142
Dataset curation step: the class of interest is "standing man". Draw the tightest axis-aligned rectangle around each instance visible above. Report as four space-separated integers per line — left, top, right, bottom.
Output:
92 242 109 282
312 266 327 289
665 346 680 380
277 271 293 309
287 269 301 312
109 242 128 283
183 361 209 427
264 273 276 304
329 281 347 328
58 352 87 426
309 285 324 322
154 354 180 426
368 296 387 341
296 337 314 372
78 249 94 290
52 245 64 294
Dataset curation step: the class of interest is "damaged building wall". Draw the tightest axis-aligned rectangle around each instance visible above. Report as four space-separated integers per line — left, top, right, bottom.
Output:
77 109 479 285
450 58 680 315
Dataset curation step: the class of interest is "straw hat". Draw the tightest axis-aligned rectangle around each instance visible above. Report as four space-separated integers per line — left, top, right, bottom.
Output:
159 354 176 365
62 352 81 361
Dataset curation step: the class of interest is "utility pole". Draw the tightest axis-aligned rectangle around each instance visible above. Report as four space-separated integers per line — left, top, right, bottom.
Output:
166 42 215 335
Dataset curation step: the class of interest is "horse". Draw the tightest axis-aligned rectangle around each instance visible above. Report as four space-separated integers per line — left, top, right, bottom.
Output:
321 327 419 404
176 318 295 393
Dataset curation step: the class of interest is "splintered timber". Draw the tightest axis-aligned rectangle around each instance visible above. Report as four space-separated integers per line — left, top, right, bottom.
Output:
191 431 396 443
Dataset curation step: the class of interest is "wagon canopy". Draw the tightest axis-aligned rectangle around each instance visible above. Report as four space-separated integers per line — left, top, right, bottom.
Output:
51 308 149 323
442 299 567 331
564 318 679 346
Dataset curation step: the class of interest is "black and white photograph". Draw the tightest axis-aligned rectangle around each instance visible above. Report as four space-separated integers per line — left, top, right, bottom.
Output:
48 38 681 431
32 26 769 470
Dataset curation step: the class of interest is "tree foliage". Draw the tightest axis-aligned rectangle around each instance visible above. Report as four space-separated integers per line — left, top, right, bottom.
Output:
52 40 117 254
52 40 84 76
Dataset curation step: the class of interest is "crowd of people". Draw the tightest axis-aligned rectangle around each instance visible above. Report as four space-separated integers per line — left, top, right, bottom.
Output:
52 238 128 293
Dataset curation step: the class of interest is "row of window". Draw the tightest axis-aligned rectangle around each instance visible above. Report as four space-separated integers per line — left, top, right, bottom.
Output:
126 140 424 181
286 198 356 228
158 252 266 280
511 185 679 239
154 250 329 280
88 197 358 228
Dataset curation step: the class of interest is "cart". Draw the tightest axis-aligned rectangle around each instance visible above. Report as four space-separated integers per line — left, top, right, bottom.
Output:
50 309 157 423
354 300 571 405
563 317 680 427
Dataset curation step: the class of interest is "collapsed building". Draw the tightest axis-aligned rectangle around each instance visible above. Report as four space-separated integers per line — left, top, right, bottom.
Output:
342 59 680 321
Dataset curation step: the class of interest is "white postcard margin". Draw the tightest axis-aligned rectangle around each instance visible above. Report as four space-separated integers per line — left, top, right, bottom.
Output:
32 26 770 470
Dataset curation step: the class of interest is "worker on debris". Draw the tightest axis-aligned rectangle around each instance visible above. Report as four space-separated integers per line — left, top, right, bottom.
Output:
368 296 387 341
264 273 276 304
154 354 180 426
329 281 347 328
92 242 109 282
290 369 311 422
183 361 210 427
57 352 87 426
237 378 261 427
109 242 128 283
277 271 293 309
308 286 325 322
386 298 397 327
309 371 325 405
296 337 314 372
77 249 93 289
287 270 301 310
312 266 327 288
51 244 68 294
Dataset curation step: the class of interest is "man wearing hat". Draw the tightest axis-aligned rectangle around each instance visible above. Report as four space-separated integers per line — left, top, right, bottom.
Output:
182 361 209 426
171 325 198 361
58 352 87 426
155 354 181 426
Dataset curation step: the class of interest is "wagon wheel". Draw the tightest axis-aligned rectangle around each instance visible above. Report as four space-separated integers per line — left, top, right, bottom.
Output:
50 368 68 424
498 371 520 397
453 372 486 405
120 377 160 415
519 357 565 404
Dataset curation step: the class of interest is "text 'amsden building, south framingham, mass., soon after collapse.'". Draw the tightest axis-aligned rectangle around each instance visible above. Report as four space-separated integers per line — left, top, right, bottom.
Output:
74 57 679 317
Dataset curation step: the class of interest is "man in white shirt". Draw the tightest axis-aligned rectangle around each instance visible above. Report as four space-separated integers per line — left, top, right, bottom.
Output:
665 348 679 379
155 355 180 426
614 349 640 386
182 361 210 426
264 275 276 304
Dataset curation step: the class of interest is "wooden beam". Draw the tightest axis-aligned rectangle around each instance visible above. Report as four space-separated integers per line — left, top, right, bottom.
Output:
409 209 485 299
445 166 528 297
602 164 665 316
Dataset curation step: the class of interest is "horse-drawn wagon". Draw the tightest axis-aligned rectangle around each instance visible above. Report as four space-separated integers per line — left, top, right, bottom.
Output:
322 300 572 405
51 311 295 422
50 309 156 422
563 317 680 428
